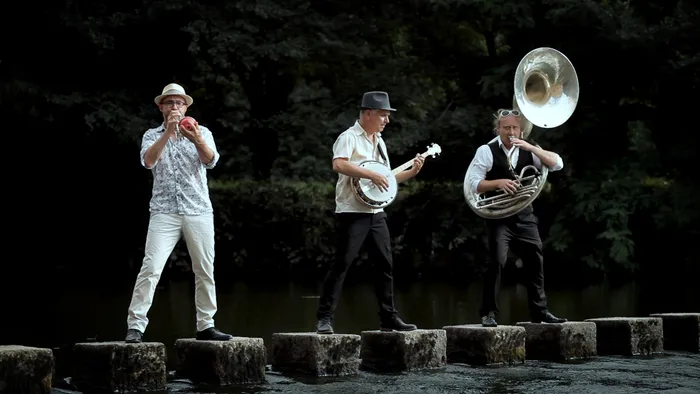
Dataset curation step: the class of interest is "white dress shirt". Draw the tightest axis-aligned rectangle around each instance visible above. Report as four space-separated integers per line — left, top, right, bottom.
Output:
332 121 390 214
467 136 564 193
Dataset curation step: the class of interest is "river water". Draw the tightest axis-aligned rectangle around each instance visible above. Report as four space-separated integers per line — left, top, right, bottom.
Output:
5 273 699 393
36 276 698 352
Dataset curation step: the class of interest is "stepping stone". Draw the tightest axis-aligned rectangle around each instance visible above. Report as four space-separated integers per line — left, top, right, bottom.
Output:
442 324 526 366
360 329 447 373
650 313 700 353
0 345 54 394
270 332 361 376
174 337 266 386
71 342 166 393
516 321 597 361
584 317 664 356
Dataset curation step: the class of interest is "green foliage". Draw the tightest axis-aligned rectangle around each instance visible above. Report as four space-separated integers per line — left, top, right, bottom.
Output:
209 180 336 273
7 0 699 279
206 179 487 278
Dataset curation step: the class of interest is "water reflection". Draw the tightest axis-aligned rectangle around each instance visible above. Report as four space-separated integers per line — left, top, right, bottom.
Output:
32 275 698 370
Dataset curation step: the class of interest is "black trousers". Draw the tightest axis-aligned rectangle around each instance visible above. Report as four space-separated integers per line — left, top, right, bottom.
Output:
316 212 397 321
479 210 548 319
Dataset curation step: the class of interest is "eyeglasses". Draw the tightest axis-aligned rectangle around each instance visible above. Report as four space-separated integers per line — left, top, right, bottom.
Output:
499 109 520 117
162 100 187 107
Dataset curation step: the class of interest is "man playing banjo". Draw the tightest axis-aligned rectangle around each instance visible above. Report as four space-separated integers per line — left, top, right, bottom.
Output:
466 108 568 327
315 91 424 334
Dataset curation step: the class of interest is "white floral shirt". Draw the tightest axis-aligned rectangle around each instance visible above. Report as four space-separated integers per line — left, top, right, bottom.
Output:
140 124 220 215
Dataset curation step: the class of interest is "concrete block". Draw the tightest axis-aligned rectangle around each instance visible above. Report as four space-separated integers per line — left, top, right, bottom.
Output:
71 342 166 393
270 332 361 376
516 321 597 361
174 337 266 386
650 313 700 353
585 317 664 356
360 329 447 373
442 324 526 365
0 345 54 394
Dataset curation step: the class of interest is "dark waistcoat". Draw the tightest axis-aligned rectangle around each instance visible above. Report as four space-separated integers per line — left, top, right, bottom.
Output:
484 140 536 218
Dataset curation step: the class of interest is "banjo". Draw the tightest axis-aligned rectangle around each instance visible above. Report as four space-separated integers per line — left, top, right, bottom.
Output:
351 143 442 209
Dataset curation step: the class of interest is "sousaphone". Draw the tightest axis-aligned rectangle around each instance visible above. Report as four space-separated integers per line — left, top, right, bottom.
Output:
464 47 579 219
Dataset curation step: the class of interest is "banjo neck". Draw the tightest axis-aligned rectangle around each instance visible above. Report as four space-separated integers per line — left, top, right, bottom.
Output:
352 142 441 209
390 151 431 176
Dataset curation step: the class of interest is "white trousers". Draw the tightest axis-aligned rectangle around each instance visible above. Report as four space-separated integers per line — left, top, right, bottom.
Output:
127 213 218 332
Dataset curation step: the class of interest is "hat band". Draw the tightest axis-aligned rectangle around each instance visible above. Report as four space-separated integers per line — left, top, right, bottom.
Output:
162 89 186 96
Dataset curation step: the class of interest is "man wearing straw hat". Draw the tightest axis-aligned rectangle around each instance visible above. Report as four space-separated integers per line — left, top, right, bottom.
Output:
124 83 233 343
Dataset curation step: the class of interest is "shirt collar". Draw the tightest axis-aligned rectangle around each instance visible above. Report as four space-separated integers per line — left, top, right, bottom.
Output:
352 120 381 138
497 136 512 151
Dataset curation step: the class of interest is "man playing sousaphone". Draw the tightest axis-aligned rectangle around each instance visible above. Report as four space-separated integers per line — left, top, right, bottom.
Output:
466 108 568 327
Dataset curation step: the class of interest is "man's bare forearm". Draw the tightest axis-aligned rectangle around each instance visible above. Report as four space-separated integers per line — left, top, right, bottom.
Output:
194 139 215 165
395 168 416 184
143 133 170 168
532 147 558 168
333 159 376 178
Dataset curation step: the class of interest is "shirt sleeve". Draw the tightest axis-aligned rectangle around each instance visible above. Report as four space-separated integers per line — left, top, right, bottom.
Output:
467 145 493 193
200 126 220 169
332 132 354 160
531 151 564 172
140 129 159 169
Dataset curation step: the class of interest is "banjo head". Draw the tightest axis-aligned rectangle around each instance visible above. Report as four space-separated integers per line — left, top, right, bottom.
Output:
353 160 398 208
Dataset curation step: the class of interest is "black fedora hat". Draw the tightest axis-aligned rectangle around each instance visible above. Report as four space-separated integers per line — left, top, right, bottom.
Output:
359 91 396 112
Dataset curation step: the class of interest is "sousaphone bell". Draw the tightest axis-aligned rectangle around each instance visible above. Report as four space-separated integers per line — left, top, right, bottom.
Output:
464 47 579 219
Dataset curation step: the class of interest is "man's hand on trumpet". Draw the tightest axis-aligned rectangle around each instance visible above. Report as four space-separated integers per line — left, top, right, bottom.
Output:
495 179 519 194
165 110 181 137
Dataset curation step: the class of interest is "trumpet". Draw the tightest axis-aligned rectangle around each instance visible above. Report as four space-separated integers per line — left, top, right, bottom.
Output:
173 110 183 140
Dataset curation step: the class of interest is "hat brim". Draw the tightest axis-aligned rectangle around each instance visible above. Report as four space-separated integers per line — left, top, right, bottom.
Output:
358 106 396 112
154 90 194 106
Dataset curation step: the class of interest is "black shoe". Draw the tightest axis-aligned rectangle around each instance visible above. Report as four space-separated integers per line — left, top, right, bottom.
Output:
532 311 567 324
196 327 233 341
125 329 143 343
316 317 334 334
481 312 497 327
380 315 417 332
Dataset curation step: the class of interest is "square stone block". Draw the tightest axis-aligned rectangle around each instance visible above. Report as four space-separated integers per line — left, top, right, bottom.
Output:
270 332 361 376
360 329 447 373
516 322 597 361
71 342 166 393
585 317 664 356
650 313 700 353
442 324 526 366
0 345 54 394
174 337 266 386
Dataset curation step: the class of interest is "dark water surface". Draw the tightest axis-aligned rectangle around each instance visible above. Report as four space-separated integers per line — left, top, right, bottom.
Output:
38 276 698 354
7 274 699 393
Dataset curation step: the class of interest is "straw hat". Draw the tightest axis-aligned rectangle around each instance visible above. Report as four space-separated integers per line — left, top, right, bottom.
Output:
153 83 193 106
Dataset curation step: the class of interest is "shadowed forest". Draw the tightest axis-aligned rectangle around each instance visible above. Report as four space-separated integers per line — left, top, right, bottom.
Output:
6 0 699 287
